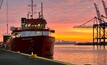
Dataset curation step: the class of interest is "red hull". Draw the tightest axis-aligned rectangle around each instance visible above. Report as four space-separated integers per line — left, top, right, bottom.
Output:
11 36 55 59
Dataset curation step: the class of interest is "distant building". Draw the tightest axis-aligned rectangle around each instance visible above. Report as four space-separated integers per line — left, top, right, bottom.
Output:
55 40 76 44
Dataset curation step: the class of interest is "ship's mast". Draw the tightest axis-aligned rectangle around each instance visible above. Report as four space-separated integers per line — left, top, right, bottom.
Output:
28 0 36 19
6 0 8 34
0 0 3 9
31 0 33 19
41 2 43 18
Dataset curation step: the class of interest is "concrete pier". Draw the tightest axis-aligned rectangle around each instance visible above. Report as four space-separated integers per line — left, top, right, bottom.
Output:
0 49 73 65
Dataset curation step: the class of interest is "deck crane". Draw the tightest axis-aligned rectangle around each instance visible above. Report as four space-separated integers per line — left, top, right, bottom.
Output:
0 0 3 9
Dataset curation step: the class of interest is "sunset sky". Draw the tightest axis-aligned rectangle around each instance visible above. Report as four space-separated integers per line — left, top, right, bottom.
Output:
0 0 107 42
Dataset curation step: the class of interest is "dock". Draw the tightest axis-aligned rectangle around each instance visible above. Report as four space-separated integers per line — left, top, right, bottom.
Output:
0 49 73 65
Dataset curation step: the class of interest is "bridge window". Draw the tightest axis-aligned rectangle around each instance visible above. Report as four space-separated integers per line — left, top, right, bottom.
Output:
35 25 37 27
38 24 41 27
28 24 31 27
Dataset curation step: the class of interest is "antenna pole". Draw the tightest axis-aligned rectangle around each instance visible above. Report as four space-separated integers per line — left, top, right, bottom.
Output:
0 0 3 9
41 2 43 18
31 0 33 18
28 0 36 19
6 0 8 34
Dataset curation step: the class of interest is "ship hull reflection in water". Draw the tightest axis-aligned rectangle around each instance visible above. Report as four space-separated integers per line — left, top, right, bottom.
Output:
54 45 107 65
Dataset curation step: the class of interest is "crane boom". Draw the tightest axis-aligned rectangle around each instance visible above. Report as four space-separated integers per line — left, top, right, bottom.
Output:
73 3 105 28
94 3 102 23
0 0 3 9
102 0 107 17
73 17 95 28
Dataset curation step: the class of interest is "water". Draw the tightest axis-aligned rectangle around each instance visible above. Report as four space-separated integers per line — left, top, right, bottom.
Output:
54 44 107 65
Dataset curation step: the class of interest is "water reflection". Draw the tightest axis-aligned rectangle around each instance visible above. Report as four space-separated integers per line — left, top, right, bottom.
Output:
54 45 107 65
94 49 107 65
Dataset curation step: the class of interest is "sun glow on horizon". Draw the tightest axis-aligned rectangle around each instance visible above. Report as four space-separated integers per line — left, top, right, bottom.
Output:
51 28 93 42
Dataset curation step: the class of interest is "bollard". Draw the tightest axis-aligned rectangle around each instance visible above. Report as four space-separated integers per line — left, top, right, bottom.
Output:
31 52 33 55
31 52 37 58
16 51 20 53
31 54 38 58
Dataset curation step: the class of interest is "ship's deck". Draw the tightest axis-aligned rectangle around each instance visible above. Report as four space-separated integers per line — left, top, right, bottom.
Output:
0 49 72 65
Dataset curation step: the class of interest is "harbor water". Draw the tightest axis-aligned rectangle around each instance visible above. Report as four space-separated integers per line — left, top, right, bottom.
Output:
54 44 107 65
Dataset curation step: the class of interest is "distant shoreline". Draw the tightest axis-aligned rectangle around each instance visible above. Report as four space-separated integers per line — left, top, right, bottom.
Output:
55 43 74 45
55 42 107 46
